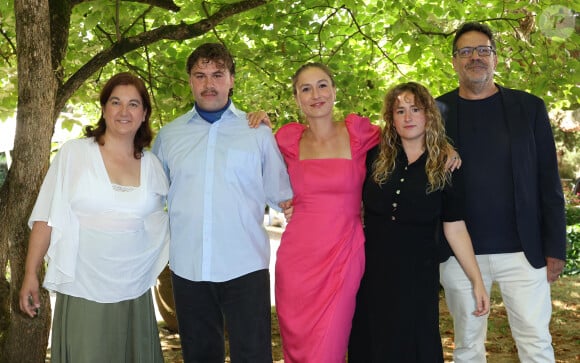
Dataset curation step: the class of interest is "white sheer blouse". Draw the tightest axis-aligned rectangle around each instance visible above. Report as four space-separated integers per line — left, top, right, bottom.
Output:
29 137 169 303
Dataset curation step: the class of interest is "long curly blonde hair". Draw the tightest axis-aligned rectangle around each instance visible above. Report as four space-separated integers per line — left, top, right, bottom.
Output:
372 82 453 193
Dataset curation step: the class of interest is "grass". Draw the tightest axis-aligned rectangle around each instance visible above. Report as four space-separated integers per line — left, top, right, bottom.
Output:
158 275 579 363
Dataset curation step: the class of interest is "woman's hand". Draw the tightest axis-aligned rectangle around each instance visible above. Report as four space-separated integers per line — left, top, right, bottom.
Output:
19 274 41 318
472 281 490 317
19 221 52 318
444 145 462 171
247 111 272 128
443 220 489 317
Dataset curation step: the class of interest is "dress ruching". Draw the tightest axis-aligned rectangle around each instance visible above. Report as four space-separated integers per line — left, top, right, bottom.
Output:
274 114 379 363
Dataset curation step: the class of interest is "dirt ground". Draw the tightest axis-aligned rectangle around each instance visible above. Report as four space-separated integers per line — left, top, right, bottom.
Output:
157 275 579 363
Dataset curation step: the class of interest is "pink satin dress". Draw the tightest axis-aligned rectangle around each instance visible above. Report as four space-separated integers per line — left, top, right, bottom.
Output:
274 114 380 363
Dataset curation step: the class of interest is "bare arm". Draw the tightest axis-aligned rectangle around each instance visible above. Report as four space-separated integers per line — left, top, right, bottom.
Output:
443 220 490 316
19 221 51 318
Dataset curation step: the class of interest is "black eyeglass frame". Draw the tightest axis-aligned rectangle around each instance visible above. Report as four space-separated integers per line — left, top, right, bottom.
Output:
453 46 496 58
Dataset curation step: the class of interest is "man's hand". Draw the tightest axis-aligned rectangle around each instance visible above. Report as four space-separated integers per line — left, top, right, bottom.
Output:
279 200 293 223
546 256 565 283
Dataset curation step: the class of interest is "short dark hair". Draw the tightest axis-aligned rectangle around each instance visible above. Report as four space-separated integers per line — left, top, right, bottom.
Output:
186 43 236 76
84 72 153 159
452 22 496 54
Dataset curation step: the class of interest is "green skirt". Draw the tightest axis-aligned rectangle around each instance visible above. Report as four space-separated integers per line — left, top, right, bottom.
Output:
50 290 163 363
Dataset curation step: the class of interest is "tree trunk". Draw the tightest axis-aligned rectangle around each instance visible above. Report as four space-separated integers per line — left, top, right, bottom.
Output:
0 0 57 361
0 1 267 360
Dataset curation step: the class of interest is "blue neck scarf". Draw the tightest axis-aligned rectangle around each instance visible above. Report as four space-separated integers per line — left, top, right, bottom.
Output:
195 99 231 124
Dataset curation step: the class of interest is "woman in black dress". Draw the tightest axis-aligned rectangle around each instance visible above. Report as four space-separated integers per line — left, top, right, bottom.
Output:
348 82 489 362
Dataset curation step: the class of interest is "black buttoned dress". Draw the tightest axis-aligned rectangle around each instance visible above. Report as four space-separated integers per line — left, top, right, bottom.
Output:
348 145 465 363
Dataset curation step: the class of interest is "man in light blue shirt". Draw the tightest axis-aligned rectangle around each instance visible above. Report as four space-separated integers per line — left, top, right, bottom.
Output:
153 43 292 363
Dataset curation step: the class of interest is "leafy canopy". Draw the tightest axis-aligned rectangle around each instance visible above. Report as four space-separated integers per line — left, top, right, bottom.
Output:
0 0 578 132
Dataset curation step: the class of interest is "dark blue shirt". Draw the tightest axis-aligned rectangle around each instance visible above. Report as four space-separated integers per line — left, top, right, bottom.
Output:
457 92 522 254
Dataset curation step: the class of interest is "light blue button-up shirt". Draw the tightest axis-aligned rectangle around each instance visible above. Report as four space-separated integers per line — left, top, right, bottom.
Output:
153 103 293 282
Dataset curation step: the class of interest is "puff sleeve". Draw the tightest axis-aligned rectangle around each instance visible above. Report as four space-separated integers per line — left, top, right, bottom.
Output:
275 122 306 161
345 113 380 158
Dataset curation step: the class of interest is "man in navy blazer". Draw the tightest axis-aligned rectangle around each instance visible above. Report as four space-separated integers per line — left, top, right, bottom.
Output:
437 22 566 363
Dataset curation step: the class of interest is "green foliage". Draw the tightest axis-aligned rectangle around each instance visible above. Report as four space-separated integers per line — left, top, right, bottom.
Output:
0 0 577 175
553 123 580 180
566 205 580 227
1 0 578 135
564 226 579 276
564 178 580 275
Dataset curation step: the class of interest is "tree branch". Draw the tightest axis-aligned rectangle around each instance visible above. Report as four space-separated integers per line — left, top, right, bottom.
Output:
0 24 17 64
342 6 406 76
115 0 121 41
72 0 180 12
49 0 74 84
125 0 180 12
202 1 227 47
123 6 155 37
54 0 267 119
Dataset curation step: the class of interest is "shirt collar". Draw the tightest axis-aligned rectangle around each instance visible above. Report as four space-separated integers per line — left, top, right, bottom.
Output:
187 101 244 124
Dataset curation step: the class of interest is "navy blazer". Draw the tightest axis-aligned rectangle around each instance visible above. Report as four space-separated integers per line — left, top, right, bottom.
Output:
437 85 566 268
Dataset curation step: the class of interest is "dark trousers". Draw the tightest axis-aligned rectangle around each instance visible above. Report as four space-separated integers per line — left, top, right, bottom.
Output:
171 269 272 363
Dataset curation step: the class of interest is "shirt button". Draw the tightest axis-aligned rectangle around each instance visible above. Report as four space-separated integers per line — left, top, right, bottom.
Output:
391 216 396 221
396 190 400 194
400 178 405 182
392 202 398 207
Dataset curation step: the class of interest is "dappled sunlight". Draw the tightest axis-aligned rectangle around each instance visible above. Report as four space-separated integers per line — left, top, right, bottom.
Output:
552 298 579 312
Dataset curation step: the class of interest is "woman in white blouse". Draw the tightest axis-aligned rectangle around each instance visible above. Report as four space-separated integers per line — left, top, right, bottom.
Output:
19 72 169 363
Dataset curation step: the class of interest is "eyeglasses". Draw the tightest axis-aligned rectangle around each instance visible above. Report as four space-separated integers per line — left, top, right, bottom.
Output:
453 46 496 58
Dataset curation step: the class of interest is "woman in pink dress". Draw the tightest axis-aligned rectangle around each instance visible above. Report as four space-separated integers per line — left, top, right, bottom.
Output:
274 63 380 362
